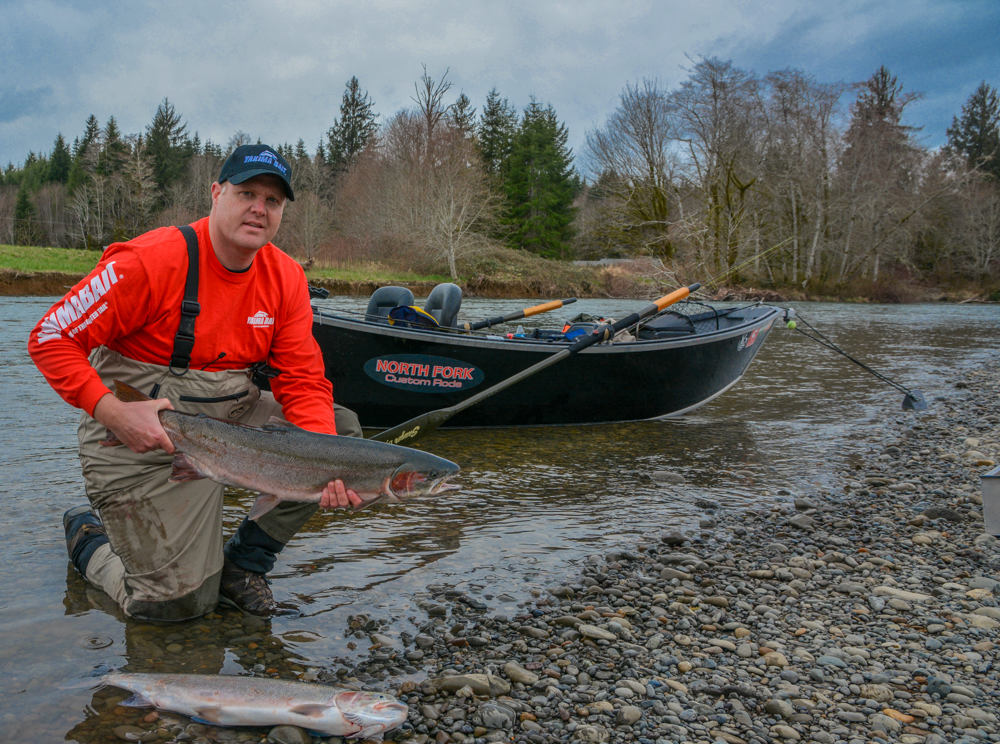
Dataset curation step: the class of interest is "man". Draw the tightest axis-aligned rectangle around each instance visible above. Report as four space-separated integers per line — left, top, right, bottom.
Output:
30 144 362 621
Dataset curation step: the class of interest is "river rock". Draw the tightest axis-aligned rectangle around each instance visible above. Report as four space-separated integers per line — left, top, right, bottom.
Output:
267 727 312 744
615 705 642 725
433 674 510 697
475 703 516 730
503 661 538 684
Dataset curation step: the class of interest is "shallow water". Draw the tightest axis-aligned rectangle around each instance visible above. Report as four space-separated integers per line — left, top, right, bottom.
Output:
1 295 998 741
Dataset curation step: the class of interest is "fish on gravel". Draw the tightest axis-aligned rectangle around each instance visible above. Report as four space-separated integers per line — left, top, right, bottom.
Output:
104 380 460 519
104 672 408 737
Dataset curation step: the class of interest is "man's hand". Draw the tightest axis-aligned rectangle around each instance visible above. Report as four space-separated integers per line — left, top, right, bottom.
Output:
93 392 176 454
320 479 363 510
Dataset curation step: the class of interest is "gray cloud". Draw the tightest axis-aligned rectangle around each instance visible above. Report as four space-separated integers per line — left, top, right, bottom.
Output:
1 0 996 166
0 87 55 124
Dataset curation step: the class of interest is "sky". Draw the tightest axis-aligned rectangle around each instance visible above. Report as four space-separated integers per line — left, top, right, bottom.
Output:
2 0 998 173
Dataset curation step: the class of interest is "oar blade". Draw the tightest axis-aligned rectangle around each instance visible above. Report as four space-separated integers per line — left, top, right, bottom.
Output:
370 408 456 444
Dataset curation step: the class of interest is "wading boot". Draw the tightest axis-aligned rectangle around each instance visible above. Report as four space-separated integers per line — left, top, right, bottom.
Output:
63 505 109 577
219 557 276 616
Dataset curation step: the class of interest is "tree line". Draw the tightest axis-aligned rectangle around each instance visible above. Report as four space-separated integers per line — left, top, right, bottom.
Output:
2 61 998 293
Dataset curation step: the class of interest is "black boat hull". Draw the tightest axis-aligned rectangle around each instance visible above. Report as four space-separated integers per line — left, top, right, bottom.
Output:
311 305 781 429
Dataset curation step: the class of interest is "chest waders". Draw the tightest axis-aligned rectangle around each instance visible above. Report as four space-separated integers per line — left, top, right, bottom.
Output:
76 227 361 621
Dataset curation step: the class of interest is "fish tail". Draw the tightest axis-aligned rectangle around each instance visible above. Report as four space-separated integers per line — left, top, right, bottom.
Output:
113 380 153 403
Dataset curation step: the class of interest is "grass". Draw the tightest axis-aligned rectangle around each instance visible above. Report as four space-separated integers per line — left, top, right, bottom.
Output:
307 262 451 284
0 244 450 284
0 244 102 274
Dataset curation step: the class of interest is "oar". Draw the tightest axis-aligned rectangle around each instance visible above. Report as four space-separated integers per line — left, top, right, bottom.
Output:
462 298 577 331
371 283 700 445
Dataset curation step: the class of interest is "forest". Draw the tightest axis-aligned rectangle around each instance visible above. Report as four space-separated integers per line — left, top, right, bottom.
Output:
1 60 998 297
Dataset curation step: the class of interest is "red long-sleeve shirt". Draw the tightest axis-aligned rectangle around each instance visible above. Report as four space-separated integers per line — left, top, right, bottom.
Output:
28 217 338 435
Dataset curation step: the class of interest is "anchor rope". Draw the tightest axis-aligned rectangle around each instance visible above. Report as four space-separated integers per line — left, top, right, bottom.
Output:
790 313 917 397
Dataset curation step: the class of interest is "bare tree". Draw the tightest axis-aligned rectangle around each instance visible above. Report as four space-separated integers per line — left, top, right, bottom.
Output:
670 57 767 273
582 78 679 257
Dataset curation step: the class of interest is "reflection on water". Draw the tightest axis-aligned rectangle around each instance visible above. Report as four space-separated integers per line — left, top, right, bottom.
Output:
1 295 998 741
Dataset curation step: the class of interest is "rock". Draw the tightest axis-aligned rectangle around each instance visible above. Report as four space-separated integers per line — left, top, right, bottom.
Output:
860 684 895 703
578 624 616 641
113 726 157 743
770 724 801 740
882 709 915 724
659 567 692 581
267 727 312 744
765 699 795 719
870 713 902 733
503 661 538 685
873 586 934 602
475 703 516 730
660 531 687 545
433 674 510 697
574 725 609 743
615 706 642 725
370 633 394 646
764 651 788 667
967 614 1000 629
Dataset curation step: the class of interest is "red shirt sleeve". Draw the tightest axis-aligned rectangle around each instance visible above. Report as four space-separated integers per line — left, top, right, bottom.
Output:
266 261 339 436
28 249 155 415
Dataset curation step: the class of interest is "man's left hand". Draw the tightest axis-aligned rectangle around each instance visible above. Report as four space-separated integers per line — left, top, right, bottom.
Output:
320 479 363 510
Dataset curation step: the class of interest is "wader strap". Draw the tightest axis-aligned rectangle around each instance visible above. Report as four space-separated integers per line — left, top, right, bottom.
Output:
169 225 201 376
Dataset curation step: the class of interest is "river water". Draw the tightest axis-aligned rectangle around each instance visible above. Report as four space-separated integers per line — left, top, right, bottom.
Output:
1 295 998 741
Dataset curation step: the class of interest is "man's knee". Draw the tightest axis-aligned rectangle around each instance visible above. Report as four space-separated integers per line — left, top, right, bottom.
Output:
123 570 221 622
334 404 363 439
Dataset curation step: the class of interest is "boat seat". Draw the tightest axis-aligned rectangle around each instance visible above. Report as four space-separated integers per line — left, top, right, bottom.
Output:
424 283 462 328
366 286 415 323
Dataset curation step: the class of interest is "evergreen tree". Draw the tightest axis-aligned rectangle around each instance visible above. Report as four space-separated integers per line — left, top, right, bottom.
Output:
191 131 202 155
48 133 72 183
294 138 309 160
13 186 42 245
448 93 477 136
100 116 128 174
78 115 101 159
503 99 577 258
326 77 378 171
947 81 1000 180
145 98 194 194
478 88 519 179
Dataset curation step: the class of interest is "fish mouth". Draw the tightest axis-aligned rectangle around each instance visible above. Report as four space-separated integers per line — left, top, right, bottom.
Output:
430 477 461 494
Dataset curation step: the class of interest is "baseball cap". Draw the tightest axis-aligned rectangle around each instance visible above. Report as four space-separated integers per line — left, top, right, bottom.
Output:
218 144 295 201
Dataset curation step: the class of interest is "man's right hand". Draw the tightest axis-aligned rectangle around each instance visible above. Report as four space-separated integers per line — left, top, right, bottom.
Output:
93 392 176 454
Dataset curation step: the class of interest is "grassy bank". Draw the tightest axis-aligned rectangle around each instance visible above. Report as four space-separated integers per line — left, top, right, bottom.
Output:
2 243 994 303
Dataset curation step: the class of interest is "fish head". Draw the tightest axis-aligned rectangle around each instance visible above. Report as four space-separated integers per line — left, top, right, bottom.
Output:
387 452 461 499
334 690 409 737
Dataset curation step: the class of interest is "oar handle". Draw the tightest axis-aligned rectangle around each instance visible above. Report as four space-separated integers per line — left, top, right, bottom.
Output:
464 298 577 331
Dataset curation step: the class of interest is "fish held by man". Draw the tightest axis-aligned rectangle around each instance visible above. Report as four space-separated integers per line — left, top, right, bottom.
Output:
104 672 409 737
103 380 460 519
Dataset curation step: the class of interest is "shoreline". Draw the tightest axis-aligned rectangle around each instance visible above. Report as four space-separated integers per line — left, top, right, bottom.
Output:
324 357 1000 744
0 268 994 304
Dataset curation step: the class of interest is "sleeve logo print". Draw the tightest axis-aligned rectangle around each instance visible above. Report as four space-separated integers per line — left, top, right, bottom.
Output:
247 310 275 328
37 261 119 344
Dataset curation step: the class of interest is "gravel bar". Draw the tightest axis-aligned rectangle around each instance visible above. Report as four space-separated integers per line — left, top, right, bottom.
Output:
308 356 1000 744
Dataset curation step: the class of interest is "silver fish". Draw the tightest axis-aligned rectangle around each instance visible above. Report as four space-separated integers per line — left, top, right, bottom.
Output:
106 380 460 520
104 672 408 737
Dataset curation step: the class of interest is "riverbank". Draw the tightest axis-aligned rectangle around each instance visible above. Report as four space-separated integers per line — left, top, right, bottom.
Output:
323 358 1000 744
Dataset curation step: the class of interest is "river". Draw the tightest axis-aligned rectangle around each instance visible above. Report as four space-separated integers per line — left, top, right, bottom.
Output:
1 295 997 741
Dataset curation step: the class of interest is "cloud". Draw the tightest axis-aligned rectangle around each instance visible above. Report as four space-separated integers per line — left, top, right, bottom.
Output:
0 0 997 166
0 87 55 124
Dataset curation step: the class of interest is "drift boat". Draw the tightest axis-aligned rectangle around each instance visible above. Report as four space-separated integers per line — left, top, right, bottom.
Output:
303 284 780 430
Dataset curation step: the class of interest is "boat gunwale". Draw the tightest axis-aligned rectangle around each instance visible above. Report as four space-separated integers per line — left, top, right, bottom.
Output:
312 305 782 354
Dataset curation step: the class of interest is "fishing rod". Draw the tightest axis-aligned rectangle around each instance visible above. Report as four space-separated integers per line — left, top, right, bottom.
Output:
624 237 795 337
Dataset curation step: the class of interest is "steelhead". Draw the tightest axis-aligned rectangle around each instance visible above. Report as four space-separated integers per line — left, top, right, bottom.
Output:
104 672 408 736
106 380 459 519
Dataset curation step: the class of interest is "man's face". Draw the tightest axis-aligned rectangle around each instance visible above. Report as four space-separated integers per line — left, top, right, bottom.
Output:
210 175 287 255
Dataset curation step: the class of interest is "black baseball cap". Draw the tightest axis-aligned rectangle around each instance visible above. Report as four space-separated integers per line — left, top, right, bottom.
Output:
218 144 295 201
